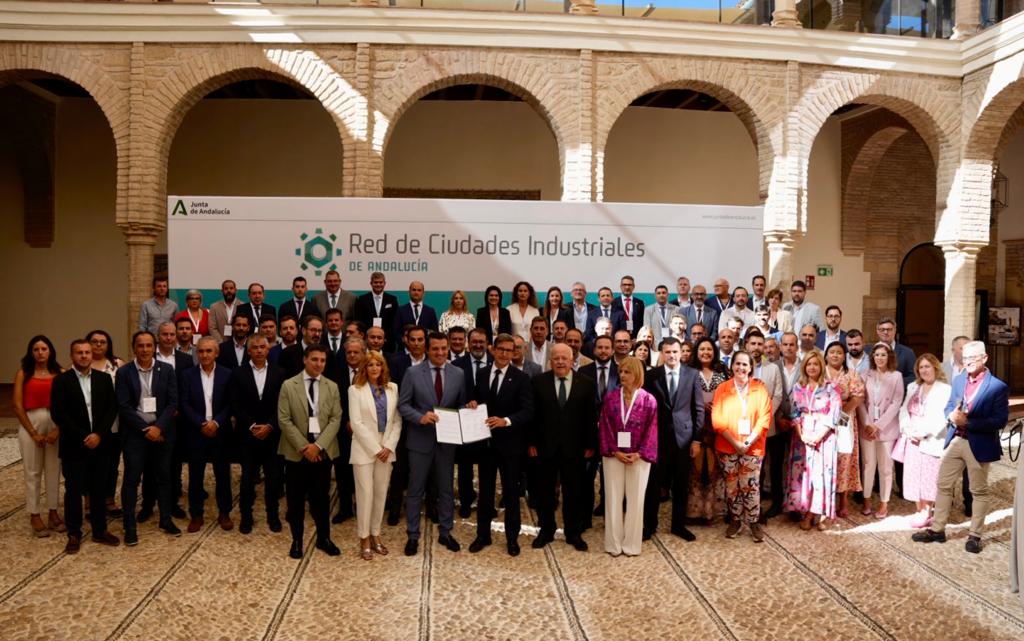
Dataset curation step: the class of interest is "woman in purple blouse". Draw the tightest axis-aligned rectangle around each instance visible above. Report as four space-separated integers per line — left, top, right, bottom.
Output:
599 356 658 556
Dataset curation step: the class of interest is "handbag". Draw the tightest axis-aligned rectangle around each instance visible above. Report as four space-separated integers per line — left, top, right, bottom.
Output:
836 412 854 455
890 434 909 463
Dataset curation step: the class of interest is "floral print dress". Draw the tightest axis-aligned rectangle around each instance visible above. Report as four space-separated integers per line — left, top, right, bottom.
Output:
784 381 842 517
825 369 864 494
688 368 730 522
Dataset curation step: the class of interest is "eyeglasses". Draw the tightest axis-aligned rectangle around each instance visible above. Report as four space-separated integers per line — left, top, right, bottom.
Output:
963 354 986 364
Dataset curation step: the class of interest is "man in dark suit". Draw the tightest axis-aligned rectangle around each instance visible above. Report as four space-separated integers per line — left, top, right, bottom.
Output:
467 333 533 556
331 337 365 524
312 269 357 323
321 308 347 358
355 271 400 352
875 317 916 387
913 341 1008 554
229 335 286 534
236 282 276 333
644 336 704 541
612 275 645 339
452 328 493 517
569 282 597 334
145 322 193 520
181 337 235 532
398 332 466 556
384 325 428 525
279 315 340 382
116 331 181 545
815 305 848 351
584 287 626 344
217 314 251 370
684 285 719 341
51 338 120 552
393 280 439 340
278 276 320 326
577 335 618 528
529 343 598 551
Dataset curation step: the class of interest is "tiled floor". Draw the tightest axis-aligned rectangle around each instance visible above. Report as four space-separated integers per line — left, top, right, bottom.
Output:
0 434 1021 641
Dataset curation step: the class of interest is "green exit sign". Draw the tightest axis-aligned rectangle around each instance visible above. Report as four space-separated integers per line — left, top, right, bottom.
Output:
817 265 833 277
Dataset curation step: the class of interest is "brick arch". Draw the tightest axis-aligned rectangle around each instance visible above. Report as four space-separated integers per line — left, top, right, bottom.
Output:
595 61 782 202
841 125 909 256
0 47 130 226
146 48 363 224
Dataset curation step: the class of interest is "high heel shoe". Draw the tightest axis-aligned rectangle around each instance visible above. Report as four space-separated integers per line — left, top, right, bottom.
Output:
372 537 389 556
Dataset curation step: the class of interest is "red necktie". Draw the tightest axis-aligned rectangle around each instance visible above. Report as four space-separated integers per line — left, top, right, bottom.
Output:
433 367 443 404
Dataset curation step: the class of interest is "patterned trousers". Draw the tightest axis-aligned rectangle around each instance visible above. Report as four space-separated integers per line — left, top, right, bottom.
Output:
719 453 763 524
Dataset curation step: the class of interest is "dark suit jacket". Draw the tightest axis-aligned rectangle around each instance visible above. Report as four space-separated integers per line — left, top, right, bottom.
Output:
943 370 1008 463
393 301 439 338
51 369 117 459
815 330 848 351
398 361 467 454
278 342 341 383
235 302 276 333
584 306 627 343
577 359 620 411
644 365 704 449
229 362 286 441
388 352 415 386
475 307 513 345
355 291 399 350
894 342 916 387
529 371 597 458
180 364 233 448
115 360 178 439
278 298 319 325
473 364 533 452
612 296 645 338
570 302 596 332
543 307 574 336
706 295 733 314
216 339 250 370
455 352 493 400
684 305 720 341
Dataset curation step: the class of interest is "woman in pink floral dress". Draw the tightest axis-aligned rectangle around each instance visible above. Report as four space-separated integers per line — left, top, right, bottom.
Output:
823 342 864 518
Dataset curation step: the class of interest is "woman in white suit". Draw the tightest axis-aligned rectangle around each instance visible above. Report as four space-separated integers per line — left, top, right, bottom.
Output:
898 353 951 528
349 351 402 560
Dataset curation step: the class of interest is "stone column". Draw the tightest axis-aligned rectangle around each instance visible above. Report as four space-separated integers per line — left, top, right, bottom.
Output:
940 241 984 359
569 0 598 15
952 0 981 40
121 223 161 340
349 0 380 5
772 0 801 27
764 230 798 291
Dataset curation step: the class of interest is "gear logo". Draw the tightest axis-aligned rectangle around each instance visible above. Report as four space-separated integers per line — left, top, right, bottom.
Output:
295 228 342 276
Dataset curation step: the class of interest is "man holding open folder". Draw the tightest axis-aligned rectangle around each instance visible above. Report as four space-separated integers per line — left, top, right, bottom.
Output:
398 331 467 556
468 333 534 557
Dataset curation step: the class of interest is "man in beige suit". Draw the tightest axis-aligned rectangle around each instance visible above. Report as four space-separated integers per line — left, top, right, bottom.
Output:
278 344 342 559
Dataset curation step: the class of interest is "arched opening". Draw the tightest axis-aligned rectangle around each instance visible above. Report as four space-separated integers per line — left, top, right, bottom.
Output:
0 72 121 383
602 88 759 205
897 243 947 359
382 83 561 201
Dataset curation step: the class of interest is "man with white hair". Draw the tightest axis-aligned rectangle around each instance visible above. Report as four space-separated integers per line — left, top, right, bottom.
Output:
913 341 1008 554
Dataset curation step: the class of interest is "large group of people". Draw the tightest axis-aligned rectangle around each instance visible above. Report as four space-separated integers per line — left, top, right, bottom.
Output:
12 269 1010 562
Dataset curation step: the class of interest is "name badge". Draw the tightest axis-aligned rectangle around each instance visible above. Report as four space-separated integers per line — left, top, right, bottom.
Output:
872 406 881 421
738 418 751 436
617 431 631 449
661 326 671 340
309 416 321 435
192 334 200 345
625 319 634 332
223 325 232 338
372 318 383 328
142 396 157 413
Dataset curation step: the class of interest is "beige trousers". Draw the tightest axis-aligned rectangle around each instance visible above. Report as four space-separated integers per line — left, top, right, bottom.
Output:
932 437 991 537
354 460 393 539
19 408 60 514
603 457 650 556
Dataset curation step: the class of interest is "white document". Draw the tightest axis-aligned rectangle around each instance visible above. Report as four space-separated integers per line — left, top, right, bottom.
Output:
459 405 492 444
434 408 464 445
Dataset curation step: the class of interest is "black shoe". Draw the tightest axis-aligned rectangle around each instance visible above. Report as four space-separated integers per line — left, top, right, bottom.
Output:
671 526 696 542
911 529 946 543
532 531 554 549
404 538 419 556
331 510 353 525
171 505 187 520
641 530 652 541
289 539 303 559
566 536 588 552
387 511 401 527
267 515 283 533
239 516 254 535
137 507 154 524
964 505 973 518
763 506 782 520
507 541 520 556
438 534 461 552
965 535 982 554
316 539 341 556
159 522 182 537
459 505 472 518
124 530 138 547
468 537 492 553
593 503 604 517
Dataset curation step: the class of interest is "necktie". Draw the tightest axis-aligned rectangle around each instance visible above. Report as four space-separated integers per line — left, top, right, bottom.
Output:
307 378 316 417
374 296 381 315
330 294 337 309
254 305 261 322
696 308 702 324
331 336 338 353
414 304 421 324
433 367 443 404
602 308 609 319
624 298 631 318
598 365 607 398
475 359 483 375
558 377 567 407
669 370 677 397
296 299 304 316
490 368 501 400
660 306 666 324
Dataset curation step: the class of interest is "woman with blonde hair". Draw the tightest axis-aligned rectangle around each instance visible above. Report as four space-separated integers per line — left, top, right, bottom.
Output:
898 353 951 528
349 351 402 560
439 290 475 334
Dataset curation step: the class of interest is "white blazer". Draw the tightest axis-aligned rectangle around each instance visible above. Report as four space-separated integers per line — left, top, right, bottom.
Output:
348 382 402 465
898 380 952 458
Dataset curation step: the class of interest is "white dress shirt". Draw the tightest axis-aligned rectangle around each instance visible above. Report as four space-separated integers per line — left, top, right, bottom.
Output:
200 366 216 421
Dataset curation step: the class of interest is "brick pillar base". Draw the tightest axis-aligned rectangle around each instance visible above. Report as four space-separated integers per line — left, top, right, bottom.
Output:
765 230 798 291
122 225 160 345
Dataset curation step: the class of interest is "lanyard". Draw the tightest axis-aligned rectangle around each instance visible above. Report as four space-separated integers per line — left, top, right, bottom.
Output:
620 388 638 426
734 379 749 417
188 308 202 333
306 378 318 417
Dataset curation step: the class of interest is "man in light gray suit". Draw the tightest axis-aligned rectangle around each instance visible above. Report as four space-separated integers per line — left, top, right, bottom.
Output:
398 331 467 556
312 269 357 323
643 284 679 346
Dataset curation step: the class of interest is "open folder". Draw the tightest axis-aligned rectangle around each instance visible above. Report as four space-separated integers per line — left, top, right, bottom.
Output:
434 405 491 445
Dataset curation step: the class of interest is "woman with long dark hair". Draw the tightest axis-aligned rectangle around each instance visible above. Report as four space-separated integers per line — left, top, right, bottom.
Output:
13 335 64 537
507 281 540 341
475 285 512 344
687 337 730 524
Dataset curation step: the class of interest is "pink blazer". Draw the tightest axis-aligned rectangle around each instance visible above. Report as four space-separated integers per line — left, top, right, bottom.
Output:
857 370 905 442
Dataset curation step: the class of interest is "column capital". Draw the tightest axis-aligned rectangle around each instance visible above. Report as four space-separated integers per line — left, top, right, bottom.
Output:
771 0 801 27
936 240 986 258
763 229 800 247
118 221 163 242
569 0 599 15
